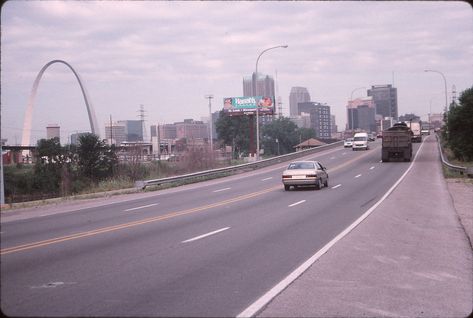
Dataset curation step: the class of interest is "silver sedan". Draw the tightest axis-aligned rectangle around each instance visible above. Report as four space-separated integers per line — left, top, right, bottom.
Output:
282 160 329 191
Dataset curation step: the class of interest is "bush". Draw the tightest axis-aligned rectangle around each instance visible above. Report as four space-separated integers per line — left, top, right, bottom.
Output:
444 86 473 161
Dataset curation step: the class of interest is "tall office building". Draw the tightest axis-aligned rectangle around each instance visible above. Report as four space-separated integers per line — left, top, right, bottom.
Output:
243 72 275 97
367 85 398 119
289 87 311 116
331 115 338 134
297 102 332 139
346 96 376 132
117 120 143 142
105 122 126 145
46 124 60 140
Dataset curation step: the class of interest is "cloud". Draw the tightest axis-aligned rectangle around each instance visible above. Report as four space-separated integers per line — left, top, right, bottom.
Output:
1 0 472 145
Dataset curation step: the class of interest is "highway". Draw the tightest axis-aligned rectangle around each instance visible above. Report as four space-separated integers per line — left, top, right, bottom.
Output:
1 139 422 317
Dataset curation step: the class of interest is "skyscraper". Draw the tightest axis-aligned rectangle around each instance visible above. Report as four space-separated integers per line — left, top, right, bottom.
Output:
346 96 376 132
289 87 311 116
297 102 332 139
242 72 275 97
46 124 60 140
105 122 126 145
367 85 398 119
117 120 143 142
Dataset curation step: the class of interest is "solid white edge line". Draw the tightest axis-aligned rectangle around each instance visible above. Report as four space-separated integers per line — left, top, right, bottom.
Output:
182 227 230 243
124 203 158 212
213 187 231 193
331 184 341 189
237 141 425 318
288 200 306 207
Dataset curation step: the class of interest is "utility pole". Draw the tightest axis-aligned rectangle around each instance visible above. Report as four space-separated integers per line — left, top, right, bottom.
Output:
1 143 4 205
452 84 457 106
277 97 283 118
109 115 113 145
205 95 214 152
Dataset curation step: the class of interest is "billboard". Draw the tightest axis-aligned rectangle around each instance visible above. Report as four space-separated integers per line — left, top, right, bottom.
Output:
223 96 274 116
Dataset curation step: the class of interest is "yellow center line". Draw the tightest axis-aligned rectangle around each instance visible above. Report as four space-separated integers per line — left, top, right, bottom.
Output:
1 185 280 255
1 149 377 256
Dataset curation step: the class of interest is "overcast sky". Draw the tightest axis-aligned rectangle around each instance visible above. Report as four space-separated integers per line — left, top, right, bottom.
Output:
1 0 472 145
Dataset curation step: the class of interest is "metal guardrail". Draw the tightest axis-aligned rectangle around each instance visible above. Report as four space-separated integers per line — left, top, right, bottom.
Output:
135 141 344 189
436 134 472 177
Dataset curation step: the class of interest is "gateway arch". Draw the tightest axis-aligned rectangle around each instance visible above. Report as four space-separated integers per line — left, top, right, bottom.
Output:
21 59 100 146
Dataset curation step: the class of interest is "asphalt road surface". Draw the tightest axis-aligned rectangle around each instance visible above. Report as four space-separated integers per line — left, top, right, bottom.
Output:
1 140 425 317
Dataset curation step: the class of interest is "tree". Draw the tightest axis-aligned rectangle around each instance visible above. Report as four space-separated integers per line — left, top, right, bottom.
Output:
77 133 117 181
33 137 68 194
215 111 251 158
35 137 66 166
444 86 473 161
261 118 300 156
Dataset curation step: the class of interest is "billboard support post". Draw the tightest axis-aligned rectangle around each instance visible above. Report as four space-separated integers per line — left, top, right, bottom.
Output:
249 115 255 156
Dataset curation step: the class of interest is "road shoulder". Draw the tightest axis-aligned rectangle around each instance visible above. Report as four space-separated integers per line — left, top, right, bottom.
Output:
258 137 473 317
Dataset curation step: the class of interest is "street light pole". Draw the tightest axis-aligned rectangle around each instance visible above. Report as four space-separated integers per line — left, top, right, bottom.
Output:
424 69 448 116
255 45 288 160
349 86 366 131
205 95 214 152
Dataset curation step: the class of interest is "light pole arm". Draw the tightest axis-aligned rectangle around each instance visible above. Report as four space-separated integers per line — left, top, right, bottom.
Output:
254 45 288 161
255 45 289 80
350 86 366 101
424 69 448 114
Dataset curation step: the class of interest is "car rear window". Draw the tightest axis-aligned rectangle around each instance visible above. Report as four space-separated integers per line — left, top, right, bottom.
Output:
288 162 315 170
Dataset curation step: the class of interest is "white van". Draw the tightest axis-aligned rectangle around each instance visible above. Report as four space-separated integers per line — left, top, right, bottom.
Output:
352 132 369 151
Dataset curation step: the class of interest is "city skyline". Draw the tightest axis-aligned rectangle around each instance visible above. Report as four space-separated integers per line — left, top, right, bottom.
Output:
1 1 472 145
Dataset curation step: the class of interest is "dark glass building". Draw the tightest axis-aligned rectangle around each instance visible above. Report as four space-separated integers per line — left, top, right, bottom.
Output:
367 85 398 119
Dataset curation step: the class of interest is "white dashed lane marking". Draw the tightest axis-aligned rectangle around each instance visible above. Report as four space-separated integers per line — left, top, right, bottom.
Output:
289 200 306 207
182 227 230 243
125 203 159 212
213 188 231 193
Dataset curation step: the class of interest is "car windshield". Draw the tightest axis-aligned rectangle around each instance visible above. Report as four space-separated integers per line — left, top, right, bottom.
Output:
354 137 367 141
288 162 315 170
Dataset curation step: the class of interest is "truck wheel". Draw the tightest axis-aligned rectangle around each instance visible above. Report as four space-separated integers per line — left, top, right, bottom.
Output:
284 185 290 191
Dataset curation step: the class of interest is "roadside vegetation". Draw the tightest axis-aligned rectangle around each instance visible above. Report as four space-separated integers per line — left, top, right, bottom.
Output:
440 85 473 177
5 114 319 204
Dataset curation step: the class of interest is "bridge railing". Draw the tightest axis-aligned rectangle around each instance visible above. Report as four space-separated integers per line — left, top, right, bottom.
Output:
135 141 343 189
436 134 472 178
